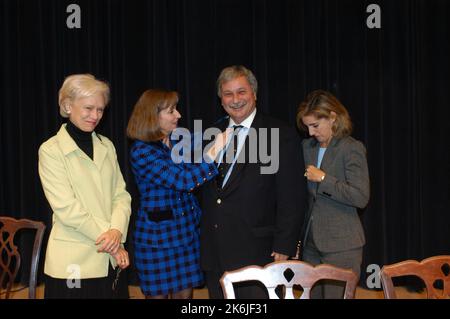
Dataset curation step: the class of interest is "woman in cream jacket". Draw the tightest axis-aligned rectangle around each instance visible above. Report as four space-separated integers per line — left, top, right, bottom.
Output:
38 74 131 298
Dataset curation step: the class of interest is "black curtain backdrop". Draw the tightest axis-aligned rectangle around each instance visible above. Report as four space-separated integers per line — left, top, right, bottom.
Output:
1 0 449 288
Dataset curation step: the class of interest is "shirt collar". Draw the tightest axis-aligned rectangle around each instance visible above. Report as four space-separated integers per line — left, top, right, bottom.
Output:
56 123 102 156
228 108 257 129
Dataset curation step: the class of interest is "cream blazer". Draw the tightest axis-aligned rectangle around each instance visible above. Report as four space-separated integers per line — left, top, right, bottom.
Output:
38 124 131 279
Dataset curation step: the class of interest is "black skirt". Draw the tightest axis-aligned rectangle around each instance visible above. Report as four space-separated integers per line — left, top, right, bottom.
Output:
44 265 129 299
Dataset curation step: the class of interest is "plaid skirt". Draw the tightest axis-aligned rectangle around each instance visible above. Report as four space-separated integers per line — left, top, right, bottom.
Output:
134 235 204 296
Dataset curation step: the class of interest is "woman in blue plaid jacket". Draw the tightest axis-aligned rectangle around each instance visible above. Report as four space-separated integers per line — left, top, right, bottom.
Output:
127 89 228 299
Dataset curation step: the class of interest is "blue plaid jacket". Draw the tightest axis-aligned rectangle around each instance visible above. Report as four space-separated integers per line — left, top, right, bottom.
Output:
130 139 217 248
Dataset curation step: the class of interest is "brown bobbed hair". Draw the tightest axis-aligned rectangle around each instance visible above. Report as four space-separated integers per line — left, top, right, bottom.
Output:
296 90 353 138
126 89 178 142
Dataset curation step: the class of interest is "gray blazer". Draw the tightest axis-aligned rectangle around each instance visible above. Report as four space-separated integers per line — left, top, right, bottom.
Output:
302 136 370 253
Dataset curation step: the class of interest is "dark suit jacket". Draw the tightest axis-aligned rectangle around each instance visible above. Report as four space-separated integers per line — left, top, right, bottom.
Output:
301 136 370 253
200 111 306 272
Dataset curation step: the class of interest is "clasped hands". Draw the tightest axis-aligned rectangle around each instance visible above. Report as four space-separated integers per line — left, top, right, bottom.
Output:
304 165 326 182
96 229 129 269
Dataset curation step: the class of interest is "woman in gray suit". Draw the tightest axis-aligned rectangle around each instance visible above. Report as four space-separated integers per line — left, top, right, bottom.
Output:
296 90 370 299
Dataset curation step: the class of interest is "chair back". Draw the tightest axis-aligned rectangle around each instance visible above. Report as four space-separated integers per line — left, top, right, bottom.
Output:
380 255 450 299
220 260 358 299
0 217 46 299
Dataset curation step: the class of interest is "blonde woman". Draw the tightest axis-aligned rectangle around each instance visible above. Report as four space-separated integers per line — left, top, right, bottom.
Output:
297 90 370 299
38 74 131 298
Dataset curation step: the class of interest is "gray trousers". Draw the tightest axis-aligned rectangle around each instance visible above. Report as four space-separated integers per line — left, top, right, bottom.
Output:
302 234 362 299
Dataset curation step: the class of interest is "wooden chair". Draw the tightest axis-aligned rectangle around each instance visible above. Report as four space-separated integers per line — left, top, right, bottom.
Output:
380 255 450 299
0 217 46 299
220 260 358 299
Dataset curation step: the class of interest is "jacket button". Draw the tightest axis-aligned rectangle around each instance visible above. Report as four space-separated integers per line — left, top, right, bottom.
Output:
181 212 185 216
217 198 222 204
214 224 218 229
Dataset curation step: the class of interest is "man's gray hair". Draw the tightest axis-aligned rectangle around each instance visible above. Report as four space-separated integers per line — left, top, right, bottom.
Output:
216 65 258 97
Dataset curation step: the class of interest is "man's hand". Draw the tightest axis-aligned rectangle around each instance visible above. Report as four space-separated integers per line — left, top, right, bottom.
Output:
271 251 289 261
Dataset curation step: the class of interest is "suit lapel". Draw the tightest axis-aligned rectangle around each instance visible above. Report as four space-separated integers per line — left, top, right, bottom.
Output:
306 141 319 168
318 137 339 171
213 118 230 191
219 134 248 194
220 112 263 195
57 125 106 196
93 133 108 170
304 139 320 198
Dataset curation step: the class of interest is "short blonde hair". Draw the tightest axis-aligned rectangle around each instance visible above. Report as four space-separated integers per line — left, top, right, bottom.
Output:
296 90 353 138
58 74 110 118
127 89 179 142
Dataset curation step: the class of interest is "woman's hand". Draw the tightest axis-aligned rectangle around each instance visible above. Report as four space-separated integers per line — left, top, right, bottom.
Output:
112 247 130 269
96 229 122 254
304 165 326 182
206 128 232 161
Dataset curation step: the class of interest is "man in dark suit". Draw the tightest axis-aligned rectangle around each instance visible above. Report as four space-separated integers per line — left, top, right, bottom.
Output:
200 65 306 298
